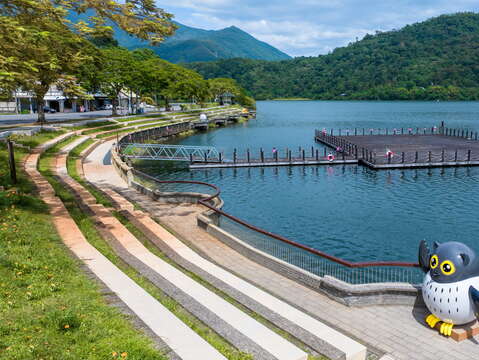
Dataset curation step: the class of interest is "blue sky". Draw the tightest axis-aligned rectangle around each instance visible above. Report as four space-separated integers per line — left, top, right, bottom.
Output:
156 0 479 57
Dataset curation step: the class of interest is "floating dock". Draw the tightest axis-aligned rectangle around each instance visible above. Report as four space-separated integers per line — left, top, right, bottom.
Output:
315 125 479 170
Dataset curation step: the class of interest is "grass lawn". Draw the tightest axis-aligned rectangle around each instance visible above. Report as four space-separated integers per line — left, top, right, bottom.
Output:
0 135 168 360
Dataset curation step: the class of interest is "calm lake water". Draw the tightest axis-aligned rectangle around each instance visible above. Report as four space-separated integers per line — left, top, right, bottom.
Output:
137 101 479 263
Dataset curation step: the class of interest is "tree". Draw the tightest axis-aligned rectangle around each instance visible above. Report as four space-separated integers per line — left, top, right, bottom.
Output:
97 48 136 116
0 0 176 122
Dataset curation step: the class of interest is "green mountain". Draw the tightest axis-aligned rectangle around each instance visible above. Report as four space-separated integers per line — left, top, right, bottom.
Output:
187 13 479 100
115 21 291 63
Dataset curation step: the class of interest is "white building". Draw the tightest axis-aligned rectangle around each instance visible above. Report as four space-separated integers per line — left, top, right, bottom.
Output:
1 85 134 113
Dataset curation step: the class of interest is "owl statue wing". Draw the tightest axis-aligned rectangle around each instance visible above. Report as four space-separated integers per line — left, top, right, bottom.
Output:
470 286 479 316
418 240 431 273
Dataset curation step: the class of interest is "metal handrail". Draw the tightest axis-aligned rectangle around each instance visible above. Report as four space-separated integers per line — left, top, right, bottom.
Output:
132 167 419 269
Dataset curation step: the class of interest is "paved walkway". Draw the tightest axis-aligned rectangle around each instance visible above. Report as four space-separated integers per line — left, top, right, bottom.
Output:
83 139 367 360
24 135 227 360
63 141 309 360
82 137 479 360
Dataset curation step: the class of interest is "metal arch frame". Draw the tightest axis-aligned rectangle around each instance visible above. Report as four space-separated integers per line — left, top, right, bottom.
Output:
118 143 220 162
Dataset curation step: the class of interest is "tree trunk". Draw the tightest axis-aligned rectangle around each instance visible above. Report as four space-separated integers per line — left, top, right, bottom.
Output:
36 97 46 124
35 85 49 124
112 97 118 116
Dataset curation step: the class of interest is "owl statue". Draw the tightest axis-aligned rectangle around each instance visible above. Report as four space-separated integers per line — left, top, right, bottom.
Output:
419 240 479 336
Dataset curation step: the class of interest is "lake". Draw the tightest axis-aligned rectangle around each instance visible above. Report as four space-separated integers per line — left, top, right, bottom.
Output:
136 101 479 263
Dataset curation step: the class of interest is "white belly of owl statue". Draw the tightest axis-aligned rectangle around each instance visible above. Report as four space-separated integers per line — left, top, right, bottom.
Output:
423 272 479 325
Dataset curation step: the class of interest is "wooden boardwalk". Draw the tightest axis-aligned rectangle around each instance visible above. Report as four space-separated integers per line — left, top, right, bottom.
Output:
315 125 479 170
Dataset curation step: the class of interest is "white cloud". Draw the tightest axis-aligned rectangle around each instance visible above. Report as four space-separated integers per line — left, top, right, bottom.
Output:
157 0 479 57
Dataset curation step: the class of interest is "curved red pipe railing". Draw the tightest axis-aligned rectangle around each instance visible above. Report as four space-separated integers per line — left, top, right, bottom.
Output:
132 168 419 269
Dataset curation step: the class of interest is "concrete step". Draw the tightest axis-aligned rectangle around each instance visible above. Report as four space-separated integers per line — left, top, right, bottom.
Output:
25 135 227 360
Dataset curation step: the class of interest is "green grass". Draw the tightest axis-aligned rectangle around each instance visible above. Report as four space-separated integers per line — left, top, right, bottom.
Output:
82 124 124 135
70 121 116 130
8 129 66 149
0 138 168 360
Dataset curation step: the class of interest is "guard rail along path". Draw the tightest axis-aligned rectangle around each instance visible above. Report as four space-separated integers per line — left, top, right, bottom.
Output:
113 126 422 306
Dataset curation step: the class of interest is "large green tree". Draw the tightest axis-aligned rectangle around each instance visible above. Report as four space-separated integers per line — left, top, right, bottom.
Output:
0 0 176 122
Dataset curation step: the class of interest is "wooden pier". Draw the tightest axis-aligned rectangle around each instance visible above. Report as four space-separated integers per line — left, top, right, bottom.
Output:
189 147 357 169
315 124 479 170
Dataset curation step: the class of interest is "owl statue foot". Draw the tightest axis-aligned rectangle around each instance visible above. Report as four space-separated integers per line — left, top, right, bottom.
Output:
439 322 454 337
425 314 441 328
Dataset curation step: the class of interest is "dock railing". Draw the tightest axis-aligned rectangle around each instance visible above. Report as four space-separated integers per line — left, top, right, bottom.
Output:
131 167 422 285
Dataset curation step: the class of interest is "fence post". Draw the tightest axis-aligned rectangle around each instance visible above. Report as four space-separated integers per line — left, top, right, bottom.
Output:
7 139 17 184
468 150 471 162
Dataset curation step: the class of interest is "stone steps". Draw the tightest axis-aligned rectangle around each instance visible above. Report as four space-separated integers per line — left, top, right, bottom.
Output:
56 139 308 360
81 139 367 360
24 134 227 360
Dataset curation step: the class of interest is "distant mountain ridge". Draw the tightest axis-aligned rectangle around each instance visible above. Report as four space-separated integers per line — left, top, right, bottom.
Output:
187 12 479 100
114 21 291 63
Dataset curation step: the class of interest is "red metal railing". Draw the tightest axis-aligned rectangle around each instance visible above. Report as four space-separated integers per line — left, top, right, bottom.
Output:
133 168 419 270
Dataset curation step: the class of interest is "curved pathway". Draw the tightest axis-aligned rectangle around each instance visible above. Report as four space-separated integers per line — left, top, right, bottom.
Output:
57 139 308 360
81 141 367 360
82 138 479 360
24 134 227 360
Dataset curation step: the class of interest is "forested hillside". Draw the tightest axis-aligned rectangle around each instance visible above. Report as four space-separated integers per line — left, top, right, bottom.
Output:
187 13 479 100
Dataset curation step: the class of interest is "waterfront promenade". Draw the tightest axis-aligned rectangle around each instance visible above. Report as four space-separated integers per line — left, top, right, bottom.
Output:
85 136 479 360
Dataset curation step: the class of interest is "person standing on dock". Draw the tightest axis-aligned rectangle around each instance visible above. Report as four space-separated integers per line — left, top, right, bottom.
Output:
328 152 335 162
200 113 208 122
272 147 277 155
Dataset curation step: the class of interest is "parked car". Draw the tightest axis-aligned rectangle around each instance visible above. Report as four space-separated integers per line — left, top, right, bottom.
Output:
99 104 113 110
43 106 56 113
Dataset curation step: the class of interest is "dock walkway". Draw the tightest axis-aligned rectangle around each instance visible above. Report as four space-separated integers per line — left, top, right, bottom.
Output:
315 126 479 169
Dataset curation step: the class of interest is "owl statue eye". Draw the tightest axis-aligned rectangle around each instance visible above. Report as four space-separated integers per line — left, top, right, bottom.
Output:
441 260 456 275
430 255 439 269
